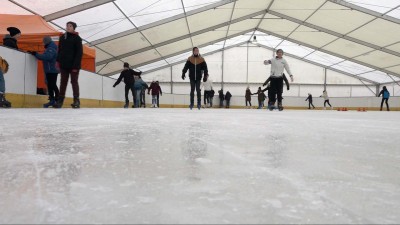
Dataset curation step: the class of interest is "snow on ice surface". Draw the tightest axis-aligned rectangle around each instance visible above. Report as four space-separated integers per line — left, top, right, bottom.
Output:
0 108 399 224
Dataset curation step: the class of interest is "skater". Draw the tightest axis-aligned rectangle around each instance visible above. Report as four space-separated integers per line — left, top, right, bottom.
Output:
263 49 294 111
156 81 162 108
320 90 333 110
29 36 60 108
55 21 83 109
225 91 232 108
263 73 290 110
305 93 315 109
255 87 268 109
245 87 253 109
140 85 147 108
182 47 209 110
218 89 224 108
0 55 11 108
210 89 215 108
378 86 390 111
3 27 21 50
113 62 142 108
148 80 162 108
133 75 148 108
201 74 213 108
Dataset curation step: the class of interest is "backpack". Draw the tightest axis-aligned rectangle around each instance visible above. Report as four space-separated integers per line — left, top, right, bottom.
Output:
0 56 9 74
383 90 390 99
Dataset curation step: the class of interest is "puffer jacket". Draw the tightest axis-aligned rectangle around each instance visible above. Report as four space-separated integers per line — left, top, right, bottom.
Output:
182 55 208 81
34 41 59 74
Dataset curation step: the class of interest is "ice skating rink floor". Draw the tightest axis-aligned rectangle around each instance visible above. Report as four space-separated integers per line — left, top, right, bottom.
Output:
0 108 399 224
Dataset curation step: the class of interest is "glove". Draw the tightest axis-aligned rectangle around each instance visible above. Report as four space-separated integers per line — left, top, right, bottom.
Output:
182 74 186 80
28 51 37 56
113 84 116 88
287 87 290 91
263 81 267 86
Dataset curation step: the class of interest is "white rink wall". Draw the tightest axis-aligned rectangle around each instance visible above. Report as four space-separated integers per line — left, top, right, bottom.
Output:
1 46 399 108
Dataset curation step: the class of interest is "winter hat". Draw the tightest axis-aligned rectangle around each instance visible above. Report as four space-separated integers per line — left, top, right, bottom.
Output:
43 36 52 45
67 21 77 30
7 27 21 37
123 62 130 68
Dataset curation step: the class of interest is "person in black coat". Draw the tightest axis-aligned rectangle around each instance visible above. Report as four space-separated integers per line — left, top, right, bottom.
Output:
218 89 224 108
182 47 208 110
113 62 142 108
3 27 21 50
54 21 83 109
225 91 232 108
305 93 315 109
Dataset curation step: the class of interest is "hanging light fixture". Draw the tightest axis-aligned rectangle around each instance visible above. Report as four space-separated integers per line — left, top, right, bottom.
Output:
252 36 257 43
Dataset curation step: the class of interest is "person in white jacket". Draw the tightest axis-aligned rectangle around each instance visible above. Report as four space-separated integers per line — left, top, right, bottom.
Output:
201 74 213 108
263 49 294 111
320 90 333 110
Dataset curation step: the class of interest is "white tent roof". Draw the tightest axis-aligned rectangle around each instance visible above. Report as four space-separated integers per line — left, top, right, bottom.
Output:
3 0 400 84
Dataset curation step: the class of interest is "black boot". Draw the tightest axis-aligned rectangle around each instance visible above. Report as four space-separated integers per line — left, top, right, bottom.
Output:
0 93 12 108
278 102 284 111
43 97 56 108
54 96 65 109
124 101 129 108
71 97 80 109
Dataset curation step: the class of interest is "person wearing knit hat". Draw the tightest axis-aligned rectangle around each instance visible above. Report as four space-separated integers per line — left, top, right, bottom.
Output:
54 21 83 108
3 27 21 50
29 36 60 108
113 62 142 108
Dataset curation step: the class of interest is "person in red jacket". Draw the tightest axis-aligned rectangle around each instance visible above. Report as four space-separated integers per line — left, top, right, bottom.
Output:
148 80 162 108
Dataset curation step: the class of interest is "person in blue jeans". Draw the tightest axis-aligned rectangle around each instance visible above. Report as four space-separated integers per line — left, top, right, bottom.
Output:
29 36 60 108
378 86 390 111
133 75 148 108
0 56 11 108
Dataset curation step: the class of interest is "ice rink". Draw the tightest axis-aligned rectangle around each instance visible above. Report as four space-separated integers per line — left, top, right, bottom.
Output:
0 108 399 224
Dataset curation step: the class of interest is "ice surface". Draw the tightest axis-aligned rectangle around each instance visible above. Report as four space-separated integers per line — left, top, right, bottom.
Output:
0 109 399 224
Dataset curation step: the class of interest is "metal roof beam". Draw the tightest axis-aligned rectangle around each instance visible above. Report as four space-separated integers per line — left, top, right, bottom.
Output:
257 28 400 79
90 0 237 46
43 0 116 21
96 10 266 66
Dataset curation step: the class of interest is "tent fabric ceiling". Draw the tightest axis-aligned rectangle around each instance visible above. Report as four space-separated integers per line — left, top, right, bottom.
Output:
3 0 400 84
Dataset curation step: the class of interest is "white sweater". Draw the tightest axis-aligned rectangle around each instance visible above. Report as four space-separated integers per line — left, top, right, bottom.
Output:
201 78 213 91
266 57 293 78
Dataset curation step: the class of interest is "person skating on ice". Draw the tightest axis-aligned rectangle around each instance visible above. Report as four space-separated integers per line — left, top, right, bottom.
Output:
0 56 11 108
133 75 148 108
218 89 224 108
255 87 268 109
225 91 232 109
245 87 254 109
320 90 333 110
263 73 290 111
29 37 60 108
182 47 209 110
378 86 390 111
113 62 142 108
148 80 162 108
54 21 83 109
201 74 213 108
263 49 294 111
305 93 315 110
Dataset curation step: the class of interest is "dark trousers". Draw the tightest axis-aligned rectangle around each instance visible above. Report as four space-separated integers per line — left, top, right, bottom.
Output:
60 69 79 97
157 94 160 107
324 100 332 107
141 90 146 108
226 100 230 108
203 90 207 105
246 100 251 106
219 98 224 108
205 91 212 105
270 77 284 104
190 80 201 106
308 101 315 109
381 98 389 111
46 73 59 100
124 84 135 103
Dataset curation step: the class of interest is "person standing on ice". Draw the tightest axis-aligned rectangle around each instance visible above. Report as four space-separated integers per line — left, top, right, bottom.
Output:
3 27 21 50
182 47 209 110
201 74 213 108
263 49 294 111
305 93 315 110
320 90 333 110
378 86 390 111
148 80 162 108
218 89 224 108
29 37 60 108
113 62 142 108
55 21 83 109
245 87 254 109
133 75 148 108
0 56 11 108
